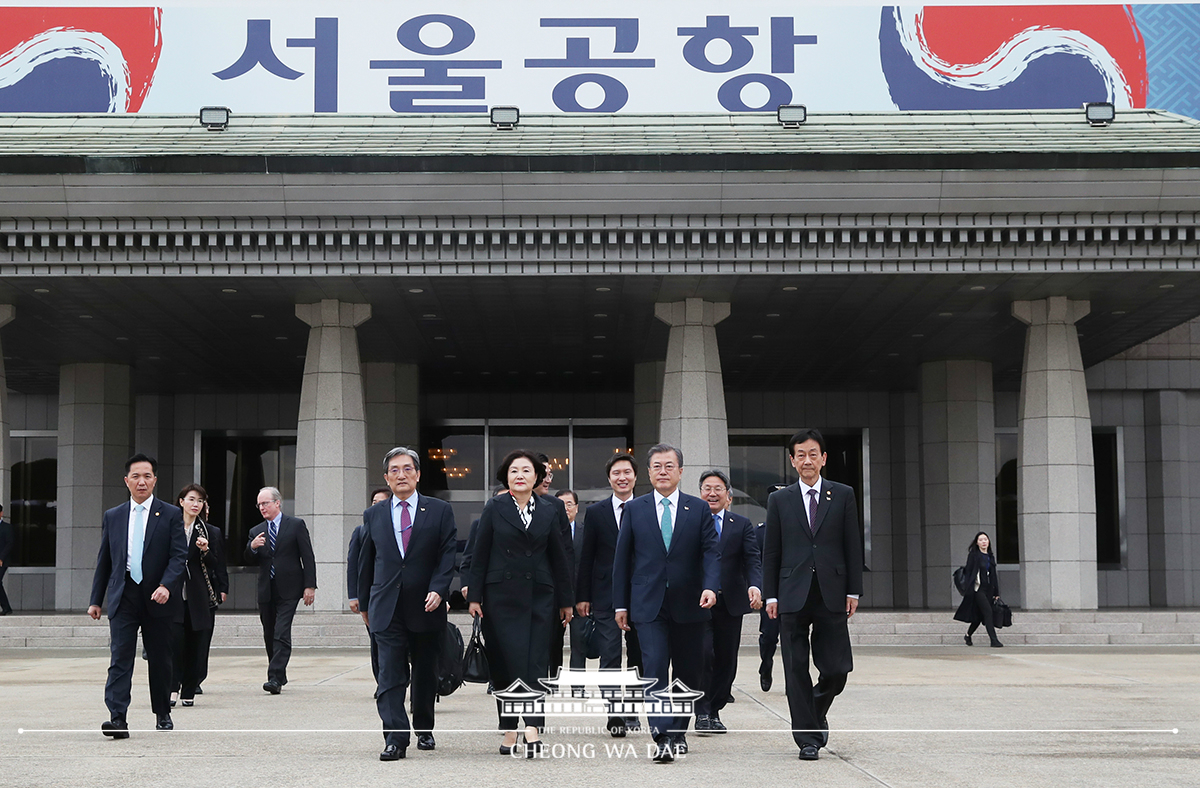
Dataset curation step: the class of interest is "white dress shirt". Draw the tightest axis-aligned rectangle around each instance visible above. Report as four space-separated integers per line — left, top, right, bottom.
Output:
611 493 632 528
391 492 419 557
767 479 857 604
127 495 154 574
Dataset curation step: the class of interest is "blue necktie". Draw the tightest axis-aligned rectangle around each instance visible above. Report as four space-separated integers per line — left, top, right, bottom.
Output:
268 520 278 578
130 504 146 584
713 511 722 537
660 498 673 551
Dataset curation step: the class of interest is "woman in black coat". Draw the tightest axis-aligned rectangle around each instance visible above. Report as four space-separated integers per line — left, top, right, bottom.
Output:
467 450 574 757
170 484 229 705
953 531 1003 647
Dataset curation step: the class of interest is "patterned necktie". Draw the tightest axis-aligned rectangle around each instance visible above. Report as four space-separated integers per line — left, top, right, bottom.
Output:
713 511 722 537
660 498 673 551
807 489 819 534
268 520 278 578
400 500 412 554
130 504 146 584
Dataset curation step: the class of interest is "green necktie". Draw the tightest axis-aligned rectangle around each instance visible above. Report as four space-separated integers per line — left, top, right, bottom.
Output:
660 498 673 551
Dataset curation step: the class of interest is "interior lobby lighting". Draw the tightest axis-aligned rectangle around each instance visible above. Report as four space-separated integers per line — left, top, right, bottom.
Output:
1084 102 1115 127
777 104 807 128
490 106 520 130
198 106 231 131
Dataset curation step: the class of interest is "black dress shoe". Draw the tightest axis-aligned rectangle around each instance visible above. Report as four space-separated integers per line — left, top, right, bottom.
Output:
760 671 772 692
417 733 435 751
652 738 674 763
990 639 1004 647
380 744 406 761
726 694 735 704
156 715 173 731
673 733 688 755
607 717 627 738
101 719 129 739
263 680 281 695
694 715 712 732
709 715 727 733
799 744 820 761
181 699 194 707
624 716 641 731
965 634 973 646
194 686 203 695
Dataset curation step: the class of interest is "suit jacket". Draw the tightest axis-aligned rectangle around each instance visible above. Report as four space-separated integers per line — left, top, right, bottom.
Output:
612 490 720 625
347 524 365 602
0 518 13 564
245 514 317 606
465 493 574 609
545 493 576 589
357 495 458 634
570 517 585 577
577 496 626 610
763 480 864 614
89 497 188 619
714 510 763 616
181 520 228 629
459 518 480 584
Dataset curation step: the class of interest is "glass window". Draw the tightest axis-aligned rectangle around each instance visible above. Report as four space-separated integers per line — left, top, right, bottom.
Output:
572 425 633 499
199 435 296 567
994 433 1019 563
421 424 485 495
1093 430 1121 567
8 435 57 567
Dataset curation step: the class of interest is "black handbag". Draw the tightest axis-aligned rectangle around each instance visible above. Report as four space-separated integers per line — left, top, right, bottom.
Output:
582 615 602 660
462 616 490 684
953 565 971 597
992 597 1013 629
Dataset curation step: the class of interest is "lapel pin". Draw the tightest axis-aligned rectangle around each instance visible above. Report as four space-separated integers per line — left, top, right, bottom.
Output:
155 512 161 516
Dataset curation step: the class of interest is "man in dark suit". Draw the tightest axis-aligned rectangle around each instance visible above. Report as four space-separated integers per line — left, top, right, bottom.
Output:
88 454 187 737
556 489 588 670
358 447 458 761
757 484 788 692
0 504 13 615
537 454 575 676
348 487 391 682
577 452 643 736
246 486 316 695
764 429 864 761
613 443 720 763
694 470 762 734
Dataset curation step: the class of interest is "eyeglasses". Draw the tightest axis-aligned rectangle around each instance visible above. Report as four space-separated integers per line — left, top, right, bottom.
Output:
649 464 678 472
255 501 276 509
386 466 418 476
700 485 728 494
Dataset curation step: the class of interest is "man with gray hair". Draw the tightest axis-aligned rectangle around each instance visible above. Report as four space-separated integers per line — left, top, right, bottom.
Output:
357 447 457 761
246 486 316 694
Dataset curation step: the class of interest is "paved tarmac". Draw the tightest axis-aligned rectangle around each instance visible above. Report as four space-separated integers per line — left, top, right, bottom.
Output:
1 644 1197 788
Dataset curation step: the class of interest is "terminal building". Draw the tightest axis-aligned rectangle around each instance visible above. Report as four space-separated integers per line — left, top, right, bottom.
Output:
2 108 1200 615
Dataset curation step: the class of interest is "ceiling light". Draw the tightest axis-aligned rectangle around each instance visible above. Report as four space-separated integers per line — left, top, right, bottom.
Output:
939 312 953 317
221 288 237 293
251 314 265 319
594 313 607 318
596 286 611 292
969 285 986 291
79 314 93 319
408 288 424 294
782 286 798 291
34 288 49 293
1159 283 1175 289
1112 310 1127 315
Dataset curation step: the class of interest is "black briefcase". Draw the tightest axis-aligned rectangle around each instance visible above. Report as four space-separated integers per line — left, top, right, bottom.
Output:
992 597 1013 629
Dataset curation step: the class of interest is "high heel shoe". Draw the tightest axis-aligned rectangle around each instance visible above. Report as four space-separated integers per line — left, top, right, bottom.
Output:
525 736 543 759
499 733 519 755
964 634 973 646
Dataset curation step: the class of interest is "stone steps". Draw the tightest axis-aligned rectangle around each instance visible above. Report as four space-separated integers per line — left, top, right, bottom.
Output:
1 610 1197 648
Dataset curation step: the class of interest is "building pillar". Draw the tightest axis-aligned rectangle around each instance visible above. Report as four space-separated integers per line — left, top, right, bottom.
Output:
363 362 420 481
1144 390 1193 606
1012 297 1098 609
633 361 664 469
918 360 995 608
0 306 14 520
295 299 371 612
654 298 730 473
55 363 133 611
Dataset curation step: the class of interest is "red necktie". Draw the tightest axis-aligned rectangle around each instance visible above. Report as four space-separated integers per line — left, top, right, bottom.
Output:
807 489 819 534
401 501 412 554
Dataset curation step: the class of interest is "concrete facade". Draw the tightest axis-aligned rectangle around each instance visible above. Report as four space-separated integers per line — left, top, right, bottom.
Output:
655 298 730 473
918 360 996 608
54 363 132 611
1013 298 1098 610
295 300 371 613
362 362 419 484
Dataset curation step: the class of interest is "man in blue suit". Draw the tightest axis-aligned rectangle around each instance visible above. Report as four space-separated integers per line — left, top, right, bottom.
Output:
88 454 187 737
694 469 762 734
358 447 458 761
613 443 719 763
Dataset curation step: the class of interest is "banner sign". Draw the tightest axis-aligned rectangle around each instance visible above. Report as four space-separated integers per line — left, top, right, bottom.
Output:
2 3 1198 119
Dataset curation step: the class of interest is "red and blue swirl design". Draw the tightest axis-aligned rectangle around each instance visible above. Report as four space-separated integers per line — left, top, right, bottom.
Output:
0 7 162 112
880 5 1148 109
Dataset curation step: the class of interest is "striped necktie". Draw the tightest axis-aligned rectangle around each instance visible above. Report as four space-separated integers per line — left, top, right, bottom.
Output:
268 520 278 578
